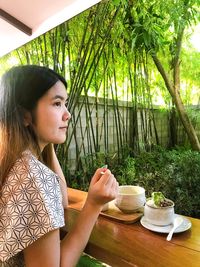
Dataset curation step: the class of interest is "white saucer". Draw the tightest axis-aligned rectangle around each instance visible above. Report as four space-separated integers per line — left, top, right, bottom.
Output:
140 214 192 233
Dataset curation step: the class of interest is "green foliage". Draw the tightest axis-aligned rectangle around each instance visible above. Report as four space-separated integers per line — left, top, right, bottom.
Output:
112 156 137 185
131 146 200 218
1 0 199 107
66 145 135 190
69 145 200 218
186 107 200 126
69 152 109 190
77 253 108 267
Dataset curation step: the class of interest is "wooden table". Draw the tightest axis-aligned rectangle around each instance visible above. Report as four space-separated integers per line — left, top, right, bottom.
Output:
65 188 200 267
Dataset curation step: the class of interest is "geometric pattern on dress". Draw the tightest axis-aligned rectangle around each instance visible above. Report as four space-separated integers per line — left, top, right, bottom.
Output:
0 150 65 264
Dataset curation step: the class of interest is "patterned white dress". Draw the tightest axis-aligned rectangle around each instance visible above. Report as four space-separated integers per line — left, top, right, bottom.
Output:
0 151 65 266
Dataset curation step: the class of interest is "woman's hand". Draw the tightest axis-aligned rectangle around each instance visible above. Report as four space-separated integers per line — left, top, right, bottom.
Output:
86 168 119 210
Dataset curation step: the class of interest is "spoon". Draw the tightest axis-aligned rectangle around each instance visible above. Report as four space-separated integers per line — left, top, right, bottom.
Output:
166 216 183 241
100 164 108 175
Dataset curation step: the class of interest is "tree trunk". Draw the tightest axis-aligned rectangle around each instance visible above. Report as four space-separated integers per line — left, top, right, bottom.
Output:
151 53 200 151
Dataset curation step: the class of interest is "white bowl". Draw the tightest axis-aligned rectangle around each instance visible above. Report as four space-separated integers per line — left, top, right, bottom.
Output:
144 198 174 226
115 185 146 213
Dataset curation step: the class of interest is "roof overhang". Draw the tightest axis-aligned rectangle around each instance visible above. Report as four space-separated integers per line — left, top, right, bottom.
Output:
0 0 101 57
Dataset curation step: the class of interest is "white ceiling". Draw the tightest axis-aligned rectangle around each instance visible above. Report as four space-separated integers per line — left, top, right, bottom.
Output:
0 0 101 57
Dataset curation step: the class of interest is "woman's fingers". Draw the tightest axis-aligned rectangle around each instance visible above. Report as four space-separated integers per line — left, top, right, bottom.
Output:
87 168 119 207
90 168 110 185
105 175 119 198
98 172 118 198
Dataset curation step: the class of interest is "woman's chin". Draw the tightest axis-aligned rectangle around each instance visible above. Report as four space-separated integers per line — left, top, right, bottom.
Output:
56 137 67 144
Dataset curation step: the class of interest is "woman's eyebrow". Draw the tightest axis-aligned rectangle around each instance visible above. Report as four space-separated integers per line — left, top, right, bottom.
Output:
52 95 67 101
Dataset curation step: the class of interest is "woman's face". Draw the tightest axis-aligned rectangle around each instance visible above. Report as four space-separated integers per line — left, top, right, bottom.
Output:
31 80 71 151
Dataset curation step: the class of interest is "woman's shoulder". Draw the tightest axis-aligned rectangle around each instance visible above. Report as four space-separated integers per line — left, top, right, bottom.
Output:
7 150 59 185
1 149 63 207
1 150 63 216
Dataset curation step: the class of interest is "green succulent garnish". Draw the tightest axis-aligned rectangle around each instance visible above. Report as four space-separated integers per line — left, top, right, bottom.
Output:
152 192 165 207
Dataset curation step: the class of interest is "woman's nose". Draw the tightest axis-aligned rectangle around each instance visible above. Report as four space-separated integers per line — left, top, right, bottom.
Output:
63 108 71 121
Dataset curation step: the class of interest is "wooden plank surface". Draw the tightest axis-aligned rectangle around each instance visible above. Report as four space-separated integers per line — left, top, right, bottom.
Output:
66 187 200 267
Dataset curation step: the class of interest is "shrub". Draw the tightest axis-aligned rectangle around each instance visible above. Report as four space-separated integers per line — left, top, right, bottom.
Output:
66 146 200 218
114 146 200 218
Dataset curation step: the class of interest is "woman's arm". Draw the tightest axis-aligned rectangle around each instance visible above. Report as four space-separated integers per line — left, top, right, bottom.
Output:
60 168 118 266
24 168 118 267
24 230 60 267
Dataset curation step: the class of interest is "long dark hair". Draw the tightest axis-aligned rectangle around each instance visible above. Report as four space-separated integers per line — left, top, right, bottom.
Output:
0 65 67 189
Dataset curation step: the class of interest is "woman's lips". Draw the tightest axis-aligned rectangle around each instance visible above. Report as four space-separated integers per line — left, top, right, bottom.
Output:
59 126 67 131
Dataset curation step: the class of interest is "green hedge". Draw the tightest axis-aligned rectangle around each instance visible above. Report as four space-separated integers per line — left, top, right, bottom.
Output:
67 146 200 218
114 146 200 218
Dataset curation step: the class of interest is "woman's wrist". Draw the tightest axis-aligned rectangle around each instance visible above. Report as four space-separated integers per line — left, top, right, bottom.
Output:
83 197 103 214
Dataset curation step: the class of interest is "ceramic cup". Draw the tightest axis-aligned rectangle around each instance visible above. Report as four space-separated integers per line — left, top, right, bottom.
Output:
115 185 146 213
144 198 175 226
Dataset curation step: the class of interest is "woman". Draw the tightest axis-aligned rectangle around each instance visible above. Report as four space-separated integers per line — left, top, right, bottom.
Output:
0 65 118 267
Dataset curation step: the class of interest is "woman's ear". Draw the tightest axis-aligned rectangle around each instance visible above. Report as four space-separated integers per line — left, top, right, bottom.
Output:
23 111 32 127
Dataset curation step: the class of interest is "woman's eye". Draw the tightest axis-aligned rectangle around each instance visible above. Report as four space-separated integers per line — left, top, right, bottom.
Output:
54 102 61 107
